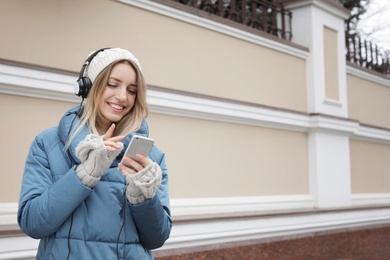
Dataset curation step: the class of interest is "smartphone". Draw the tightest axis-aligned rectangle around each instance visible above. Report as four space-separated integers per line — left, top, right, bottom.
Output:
121 135 154 164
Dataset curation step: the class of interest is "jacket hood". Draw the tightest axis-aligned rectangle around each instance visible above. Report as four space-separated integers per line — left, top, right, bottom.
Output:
58 106 149 165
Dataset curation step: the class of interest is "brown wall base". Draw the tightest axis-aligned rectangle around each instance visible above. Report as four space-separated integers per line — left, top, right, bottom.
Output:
154 225 390 259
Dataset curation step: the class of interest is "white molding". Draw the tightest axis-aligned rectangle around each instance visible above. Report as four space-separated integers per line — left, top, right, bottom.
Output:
160 207 390 250
323 98 343 108
116 0 309 60
352 125 390 144
309 114 359 135
352 193 390 207
147 88 310 132
170 195 314 220
0 64 79 103
0 203 18 231
0 236 38 260
285 0 349 20
1 62 390 143
347 65 390 88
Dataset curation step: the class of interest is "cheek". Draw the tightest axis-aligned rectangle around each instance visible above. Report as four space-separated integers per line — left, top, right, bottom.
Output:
126 95 137 110
98 88 110 102
98 94 107 108
129 94 137 104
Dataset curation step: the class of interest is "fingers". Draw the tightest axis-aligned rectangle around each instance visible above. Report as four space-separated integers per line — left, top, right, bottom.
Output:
135 154 151 167
118 163 138 176
102 124 125 152
103 124 116 141
103 137 124 151
119 154 150 176
103 124 125 142
104 138 124 148
121 157 144 172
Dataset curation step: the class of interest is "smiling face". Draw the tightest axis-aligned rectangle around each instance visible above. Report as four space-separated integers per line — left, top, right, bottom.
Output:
97 61 137 130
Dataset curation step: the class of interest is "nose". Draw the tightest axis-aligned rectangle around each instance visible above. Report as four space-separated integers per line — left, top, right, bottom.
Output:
116 86 127 101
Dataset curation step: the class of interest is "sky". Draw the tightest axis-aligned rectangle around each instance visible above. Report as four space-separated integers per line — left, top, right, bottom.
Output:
356 0 390 51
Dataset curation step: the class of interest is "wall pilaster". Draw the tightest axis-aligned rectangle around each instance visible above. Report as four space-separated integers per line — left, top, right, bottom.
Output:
286 0 352 208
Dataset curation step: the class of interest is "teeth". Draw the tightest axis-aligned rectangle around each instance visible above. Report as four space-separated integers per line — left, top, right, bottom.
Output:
110 103 124 110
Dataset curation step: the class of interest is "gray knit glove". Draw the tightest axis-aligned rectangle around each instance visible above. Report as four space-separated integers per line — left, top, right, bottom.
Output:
75 134 123 187
125 162 162 204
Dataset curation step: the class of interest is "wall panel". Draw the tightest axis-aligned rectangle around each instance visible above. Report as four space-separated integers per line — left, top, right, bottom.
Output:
350 139 390 193
148 113 309 198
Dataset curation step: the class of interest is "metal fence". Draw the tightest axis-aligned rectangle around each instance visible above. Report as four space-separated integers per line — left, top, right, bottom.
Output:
172 0 292 40
345 32 390 76
160 0 390 76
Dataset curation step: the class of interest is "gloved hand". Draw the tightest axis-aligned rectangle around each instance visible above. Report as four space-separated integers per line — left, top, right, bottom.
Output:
75 134 123 187
125 162 162 204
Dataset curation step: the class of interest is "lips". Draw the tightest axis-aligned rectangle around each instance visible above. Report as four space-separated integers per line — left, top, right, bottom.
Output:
108 102 125 112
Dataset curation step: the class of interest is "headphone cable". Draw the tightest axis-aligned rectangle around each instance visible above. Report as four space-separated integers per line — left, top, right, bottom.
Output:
116 186 127 259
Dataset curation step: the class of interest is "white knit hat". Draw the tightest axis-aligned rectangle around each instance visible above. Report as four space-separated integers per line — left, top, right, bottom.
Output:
86 48 142 83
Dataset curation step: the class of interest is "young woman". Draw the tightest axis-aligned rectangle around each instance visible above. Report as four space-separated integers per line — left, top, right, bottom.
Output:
17 48 172 259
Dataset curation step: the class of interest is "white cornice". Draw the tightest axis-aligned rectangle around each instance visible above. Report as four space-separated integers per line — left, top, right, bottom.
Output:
352 124 390 144
1 62 390 144
171 195 314 220
147 88 310 132
116 0 309 60
0 63 79 103
284 0 350 20
347 65 390 88
309 114 359 135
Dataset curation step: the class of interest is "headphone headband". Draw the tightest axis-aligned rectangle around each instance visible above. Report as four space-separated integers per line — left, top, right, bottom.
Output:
74 47 111 99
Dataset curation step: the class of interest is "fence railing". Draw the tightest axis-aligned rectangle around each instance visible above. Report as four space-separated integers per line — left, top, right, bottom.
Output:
169 0 292 40
345 32 390 76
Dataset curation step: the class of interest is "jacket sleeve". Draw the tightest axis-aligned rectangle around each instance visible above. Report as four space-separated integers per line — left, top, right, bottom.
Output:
17 134 92 239
129 151 172 249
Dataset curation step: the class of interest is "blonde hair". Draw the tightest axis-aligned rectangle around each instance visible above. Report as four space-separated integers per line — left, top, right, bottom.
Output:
65 60 148 149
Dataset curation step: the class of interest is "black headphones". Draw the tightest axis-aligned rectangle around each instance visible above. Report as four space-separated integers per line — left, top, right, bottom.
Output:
74 47 111 99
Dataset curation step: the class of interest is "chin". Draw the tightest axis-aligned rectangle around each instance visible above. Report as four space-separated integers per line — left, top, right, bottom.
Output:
111 117 124 123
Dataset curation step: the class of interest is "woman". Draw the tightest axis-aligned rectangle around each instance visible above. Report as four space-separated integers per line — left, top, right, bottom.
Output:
17 48 172 259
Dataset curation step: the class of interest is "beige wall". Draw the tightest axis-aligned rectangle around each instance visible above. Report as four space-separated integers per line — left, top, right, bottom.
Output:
0 0 307 113
0 94 75 202
350 139 390 193
148 113 309 198
348 74 390 129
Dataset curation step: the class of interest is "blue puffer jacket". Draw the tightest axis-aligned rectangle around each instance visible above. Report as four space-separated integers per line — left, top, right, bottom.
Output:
18 107 172 260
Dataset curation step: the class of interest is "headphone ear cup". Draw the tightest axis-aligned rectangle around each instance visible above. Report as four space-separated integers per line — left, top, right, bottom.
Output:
76 48 110 99
75 77 92 99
